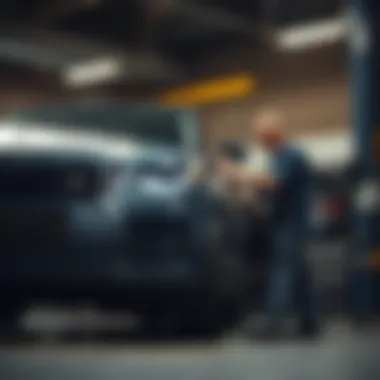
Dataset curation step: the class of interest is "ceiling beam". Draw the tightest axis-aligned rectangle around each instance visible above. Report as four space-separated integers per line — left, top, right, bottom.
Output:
34 0 101 25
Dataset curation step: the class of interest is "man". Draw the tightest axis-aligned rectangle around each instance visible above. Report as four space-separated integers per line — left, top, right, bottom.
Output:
227 109 319 338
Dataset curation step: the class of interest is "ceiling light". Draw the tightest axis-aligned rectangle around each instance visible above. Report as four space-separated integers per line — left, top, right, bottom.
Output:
274 17 347 51
62 57 126 88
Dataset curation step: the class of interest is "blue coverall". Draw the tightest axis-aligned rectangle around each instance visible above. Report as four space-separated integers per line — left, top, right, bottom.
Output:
265 145 317 329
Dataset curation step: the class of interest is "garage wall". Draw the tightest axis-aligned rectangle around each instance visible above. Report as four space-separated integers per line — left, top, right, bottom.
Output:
248 133 353 173
197 44 350 147
202 77 349 145
0 44 350 149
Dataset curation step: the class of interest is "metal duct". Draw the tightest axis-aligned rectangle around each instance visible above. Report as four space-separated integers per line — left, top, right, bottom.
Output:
139 0 255 35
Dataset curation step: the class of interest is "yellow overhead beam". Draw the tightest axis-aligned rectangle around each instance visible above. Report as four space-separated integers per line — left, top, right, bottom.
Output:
158 73 256 107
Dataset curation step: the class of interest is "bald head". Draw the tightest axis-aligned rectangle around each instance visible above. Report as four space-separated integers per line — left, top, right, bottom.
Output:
251 109 286 152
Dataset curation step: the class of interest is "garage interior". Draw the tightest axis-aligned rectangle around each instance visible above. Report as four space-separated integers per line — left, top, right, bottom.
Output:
3 3 380 380
0 0 372 316
0 0 348 142
0 0 379 315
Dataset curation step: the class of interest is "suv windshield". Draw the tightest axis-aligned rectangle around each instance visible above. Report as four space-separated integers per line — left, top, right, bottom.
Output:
8 102 183 147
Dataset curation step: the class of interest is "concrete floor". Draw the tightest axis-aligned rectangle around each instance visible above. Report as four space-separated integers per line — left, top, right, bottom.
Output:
1 324 380 380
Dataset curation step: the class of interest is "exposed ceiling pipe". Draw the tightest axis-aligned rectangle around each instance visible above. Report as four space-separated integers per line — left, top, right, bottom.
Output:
139 0 256 35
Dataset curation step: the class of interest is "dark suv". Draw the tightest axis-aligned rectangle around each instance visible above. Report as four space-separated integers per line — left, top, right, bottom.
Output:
0 101 249 336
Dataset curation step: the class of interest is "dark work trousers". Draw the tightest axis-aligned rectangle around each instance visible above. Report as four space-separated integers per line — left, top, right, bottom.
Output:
265 225 317 328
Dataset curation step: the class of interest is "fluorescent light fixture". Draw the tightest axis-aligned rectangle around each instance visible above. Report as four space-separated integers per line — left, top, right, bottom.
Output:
62 56 126 88
274 17 347 51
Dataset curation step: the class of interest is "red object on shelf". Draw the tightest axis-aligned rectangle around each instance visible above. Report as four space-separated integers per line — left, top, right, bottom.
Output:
324 197 346 219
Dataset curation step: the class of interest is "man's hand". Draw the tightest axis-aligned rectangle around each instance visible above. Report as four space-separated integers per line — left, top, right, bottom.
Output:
234 168 278 191
219 160 239 183
218 159 278 191
237 187 255 207
251 172 278 190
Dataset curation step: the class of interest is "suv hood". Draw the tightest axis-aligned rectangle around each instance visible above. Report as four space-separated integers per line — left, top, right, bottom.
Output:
0 123 141 162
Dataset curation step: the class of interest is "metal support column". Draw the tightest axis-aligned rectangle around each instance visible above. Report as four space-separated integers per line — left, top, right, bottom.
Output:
349 0 380 318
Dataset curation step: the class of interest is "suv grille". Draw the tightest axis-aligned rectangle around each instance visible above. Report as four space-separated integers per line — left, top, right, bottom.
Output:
0 160 99 200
